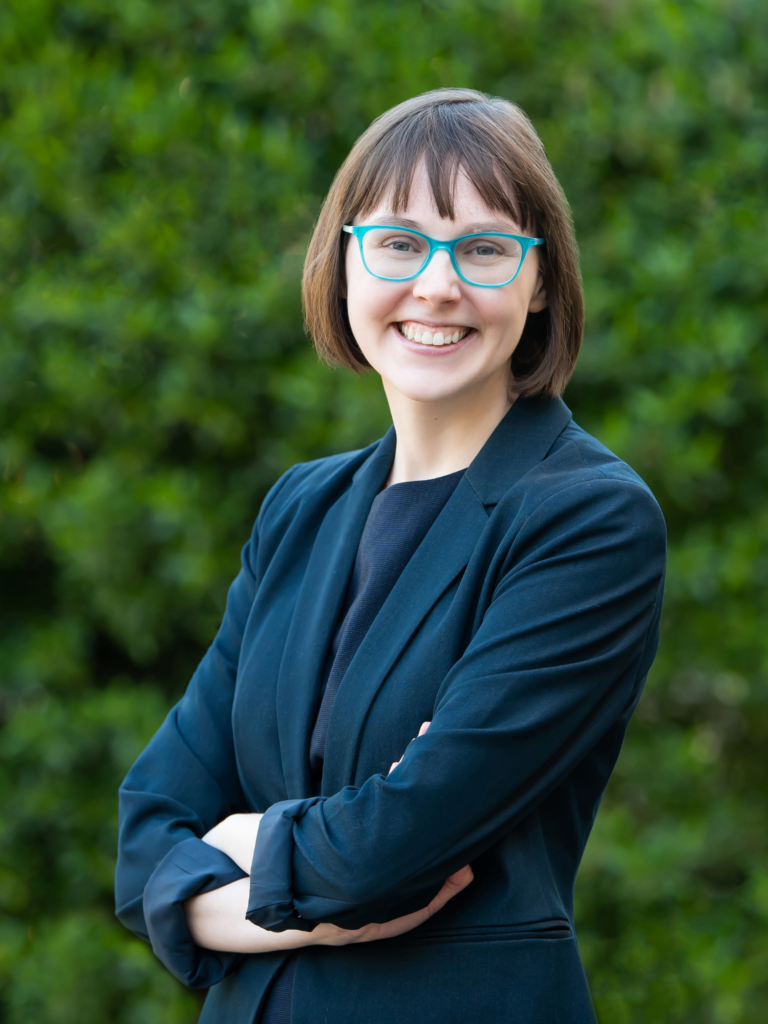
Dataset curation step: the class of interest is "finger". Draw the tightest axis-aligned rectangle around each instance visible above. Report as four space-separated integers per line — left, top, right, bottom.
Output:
356 865 474 944
418 721 431 736
425 865 474 917
444 864 474 891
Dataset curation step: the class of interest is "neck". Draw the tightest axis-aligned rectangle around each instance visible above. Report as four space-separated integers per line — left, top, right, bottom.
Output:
383 370 516 486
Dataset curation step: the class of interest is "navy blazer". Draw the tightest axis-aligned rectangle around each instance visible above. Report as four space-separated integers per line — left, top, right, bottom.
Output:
116 396 666 1024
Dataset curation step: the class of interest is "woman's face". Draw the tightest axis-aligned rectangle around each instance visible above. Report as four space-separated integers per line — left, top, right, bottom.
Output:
344 161 547 408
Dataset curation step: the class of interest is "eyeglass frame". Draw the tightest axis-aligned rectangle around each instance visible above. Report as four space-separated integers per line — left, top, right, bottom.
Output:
342 224 545 289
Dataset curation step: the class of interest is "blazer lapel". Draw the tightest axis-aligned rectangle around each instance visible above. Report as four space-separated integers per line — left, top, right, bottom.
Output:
465 395 572 506
275 430 395 797
321 396 573 793
321 477 489 793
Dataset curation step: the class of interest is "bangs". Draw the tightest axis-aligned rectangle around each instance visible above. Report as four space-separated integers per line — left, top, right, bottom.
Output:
350 101 531 230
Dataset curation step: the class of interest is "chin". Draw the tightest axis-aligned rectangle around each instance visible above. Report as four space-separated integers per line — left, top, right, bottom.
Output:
387 376 471 405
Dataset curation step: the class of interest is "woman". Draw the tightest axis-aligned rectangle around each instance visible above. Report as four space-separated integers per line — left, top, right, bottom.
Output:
116 88 666 1024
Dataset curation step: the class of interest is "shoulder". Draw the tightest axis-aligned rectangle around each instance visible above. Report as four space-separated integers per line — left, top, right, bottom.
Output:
254 439 381 539
549 421 657 492
238 443 381 578
502 418 666 554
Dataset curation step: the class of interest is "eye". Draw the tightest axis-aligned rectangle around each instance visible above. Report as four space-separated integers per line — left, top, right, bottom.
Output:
363 228 425 262
380 234 422 253
460 236 520 262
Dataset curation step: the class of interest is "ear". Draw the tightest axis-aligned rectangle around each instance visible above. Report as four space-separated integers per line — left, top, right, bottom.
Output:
527 270 547 313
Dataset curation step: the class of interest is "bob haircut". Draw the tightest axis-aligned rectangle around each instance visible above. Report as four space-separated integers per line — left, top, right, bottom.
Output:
302 88 584 398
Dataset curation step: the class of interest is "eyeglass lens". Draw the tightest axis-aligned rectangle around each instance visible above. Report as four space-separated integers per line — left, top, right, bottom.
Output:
361 228 524 285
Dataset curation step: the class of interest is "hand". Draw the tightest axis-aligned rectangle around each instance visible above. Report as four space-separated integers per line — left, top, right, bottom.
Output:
309 863 474 946
185 864 473 954
202 812 263 874
389 720 431 775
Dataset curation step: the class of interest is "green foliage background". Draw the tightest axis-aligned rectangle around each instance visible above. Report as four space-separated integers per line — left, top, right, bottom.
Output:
1 0 767 1020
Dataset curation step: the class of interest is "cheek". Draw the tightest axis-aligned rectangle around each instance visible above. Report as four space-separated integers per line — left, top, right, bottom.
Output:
476 292 528 336
346 262 403 336
347 289 391 348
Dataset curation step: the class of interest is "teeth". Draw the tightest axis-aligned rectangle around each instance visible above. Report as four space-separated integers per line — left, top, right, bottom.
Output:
400 323 469 346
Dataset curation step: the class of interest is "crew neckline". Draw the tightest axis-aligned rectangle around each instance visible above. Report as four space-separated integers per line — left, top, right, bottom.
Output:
382 467 467 492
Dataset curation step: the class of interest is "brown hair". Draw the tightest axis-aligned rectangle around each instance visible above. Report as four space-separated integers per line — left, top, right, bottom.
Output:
302 88 583 398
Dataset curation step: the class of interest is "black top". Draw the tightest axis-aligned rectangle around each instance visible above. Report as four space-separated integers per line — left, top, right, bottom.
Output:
308 468 466 787
260 468 465 1024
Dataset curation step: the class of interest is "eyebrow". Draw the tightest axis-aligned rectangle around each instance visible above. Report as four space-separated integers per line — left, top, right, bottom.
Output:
370 213 523 234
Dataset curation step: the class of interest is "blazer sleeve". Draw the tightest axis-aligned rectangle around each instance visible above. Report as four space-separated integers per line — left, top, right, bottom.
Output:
246 475 667 931
114 471 293 988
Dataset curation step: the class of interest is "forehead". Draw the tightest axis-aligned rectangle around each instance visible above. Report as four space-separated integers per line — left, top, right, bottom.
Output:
364 160 522 230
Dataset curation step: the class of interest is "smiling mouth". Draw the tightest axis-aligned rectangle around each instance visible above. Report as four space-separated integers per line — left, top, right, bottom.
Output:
397 321 473 347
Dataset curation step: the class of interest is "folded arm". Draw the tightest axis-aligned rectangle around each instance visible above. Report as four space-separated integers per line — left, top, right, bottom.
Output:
246 478 667 932
185 800 472 953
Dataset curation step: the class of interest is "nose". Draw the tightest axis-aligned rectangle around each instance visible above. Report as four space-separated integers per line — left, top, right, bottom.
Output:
412 248 462 305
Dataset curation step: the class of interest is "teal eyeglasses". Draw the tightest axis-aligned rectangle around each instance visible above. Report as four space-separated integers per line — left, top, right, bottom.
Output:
343 224 545 288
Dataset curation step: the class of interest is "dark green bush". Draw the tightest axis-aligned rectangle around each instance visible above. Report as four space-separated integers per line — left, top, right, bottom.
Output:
1 1 767 1020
